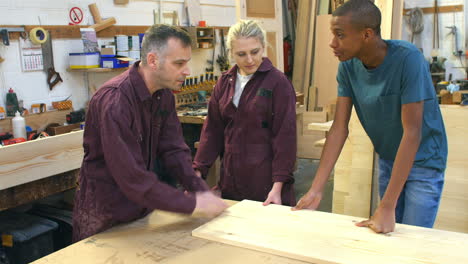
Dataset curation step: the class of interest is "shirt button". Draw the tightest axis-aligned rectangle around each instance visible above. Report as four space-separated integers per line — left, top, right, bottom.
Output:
157 96 160 100
229 78 232 81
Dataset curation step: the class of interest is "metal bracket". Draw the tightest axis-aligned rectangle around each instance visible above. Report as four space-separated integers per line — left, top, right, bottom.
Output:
0 27 25 46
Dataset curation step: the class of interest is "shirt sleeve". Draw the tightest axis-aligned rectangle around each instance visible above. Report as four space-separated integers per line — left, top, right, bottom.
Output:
193 80 225 176
157 92 210 192
271 74 297 183
400 50 435 104
337 62 352 97
100 90 199 214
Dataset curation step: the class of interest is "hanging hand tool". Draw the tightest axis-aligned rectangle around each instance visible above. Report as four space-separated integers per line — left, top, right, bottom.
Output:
0 27 25 46
446 25 462 57
405 7 424 44
216 29 230 72
41 31 63 90
206 29 217 72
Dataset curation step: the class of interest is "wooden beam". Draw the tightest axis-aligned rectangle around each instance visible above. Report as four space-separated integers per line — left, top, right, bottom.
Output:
403 5 464 14
0 170 78 211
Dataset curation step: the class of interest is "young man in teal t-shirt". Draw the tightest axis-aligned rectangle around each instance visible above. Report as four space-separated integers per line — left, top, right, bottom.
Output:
293 0 447 234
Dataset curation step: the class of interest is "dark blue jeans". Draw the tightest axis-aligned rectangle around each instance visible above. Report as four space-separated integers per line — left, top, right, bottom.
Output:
378 158 445 228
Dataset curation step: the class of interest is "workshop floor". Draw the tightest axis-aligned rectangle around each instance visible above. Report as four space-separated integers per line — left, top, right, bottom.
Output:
294 159 333 213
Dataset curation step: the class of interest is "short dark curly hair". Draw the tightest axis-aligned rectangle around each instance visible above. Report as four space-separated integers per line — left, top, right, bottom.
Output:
333 0 381 36
140 24 192 65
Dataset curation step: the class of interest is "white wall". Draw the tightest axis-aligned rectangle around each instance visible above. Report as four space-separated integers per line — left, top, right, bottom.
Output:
401 0 466 80
0 0 236 111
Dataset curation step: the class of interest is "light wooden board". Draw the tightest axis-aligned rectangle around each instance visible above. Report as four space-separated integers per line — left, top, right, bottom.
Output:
391 0 404 39
374 0 393 39
0 130 84 190
434 105 468 233
33 201 308 264
308 120 333 132
314 138 326 147
310 15 339 109
291 0 316 93
193 200 468 264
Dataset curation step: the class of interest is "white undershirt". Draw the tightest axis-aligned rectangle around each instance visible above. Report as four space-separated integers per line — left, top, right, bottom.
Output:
233 71 253 107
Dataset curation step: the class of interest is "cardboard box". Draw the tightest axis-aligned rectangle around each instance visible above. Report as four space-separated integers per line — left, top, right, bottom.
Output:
101 47 116 56
46 123 81 136
101 56 132 69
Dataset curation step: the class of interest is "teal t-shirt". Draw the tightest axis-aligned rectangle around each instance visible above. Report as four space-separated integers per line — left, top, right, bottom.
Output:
337 40 447 171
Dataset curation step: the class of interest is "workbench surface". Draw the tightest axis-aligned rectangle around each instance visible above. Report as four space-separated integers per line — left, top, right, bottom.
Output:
32 201 307 264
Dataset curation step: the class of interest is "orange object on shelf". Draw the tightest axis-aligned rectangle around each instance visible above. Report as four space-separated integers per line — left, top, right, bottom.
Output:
0 106 5 120
52 100 73 110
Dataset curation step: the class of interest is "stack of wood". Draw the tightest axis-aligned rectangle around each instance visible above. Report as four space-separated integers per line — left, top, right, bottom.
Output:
291 0 316 97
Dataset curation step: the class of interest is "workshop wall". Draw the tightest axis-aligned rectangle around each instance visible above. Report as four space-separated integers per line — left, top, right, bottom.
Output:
0 0 236 114
402 0 466 80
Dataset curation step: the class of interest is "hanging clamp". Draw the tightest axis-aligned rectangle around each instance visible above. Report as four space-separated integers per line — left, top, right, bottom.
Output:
0 27 25 46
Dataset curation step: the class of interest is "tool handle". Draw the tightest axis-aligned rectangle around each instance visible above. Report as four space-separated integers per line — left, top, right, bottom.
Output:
89 3 102 23
47 67 63 90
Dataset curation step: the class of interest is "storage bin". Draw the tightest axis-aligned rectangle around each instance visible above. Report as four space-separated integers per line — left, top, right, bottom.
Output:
0 211 58 264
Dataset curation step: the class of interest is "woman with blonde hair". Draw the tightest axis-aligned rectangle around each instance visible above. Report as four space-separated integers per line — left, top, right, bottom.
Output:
193 20 297 206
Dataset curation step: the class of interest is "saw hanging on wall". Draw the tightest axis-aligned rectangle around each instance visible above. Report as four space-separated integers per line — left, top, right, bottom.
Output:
41 31 63 90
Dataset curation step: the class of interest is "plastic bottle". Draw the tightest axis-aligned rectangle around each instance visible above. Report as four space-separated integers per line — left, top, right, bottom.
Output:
12 111 26 139
6 88 19 117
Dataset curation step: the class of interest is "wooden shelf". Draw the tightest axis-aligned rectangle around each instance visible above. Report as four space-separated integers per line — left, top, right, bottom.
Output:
67 67 129 72
2 25 230 40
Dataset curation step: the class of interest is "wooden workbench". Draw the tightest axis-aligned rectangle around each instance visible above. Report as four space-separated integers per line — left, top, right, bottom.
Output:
0 114 83 211
32 201 307 264
33 199 468 264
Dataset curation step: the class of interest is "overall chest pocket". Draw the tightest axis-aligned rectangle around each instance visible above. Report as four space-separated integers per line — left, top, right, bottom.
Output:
362 94 401 121
253 89 273 128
